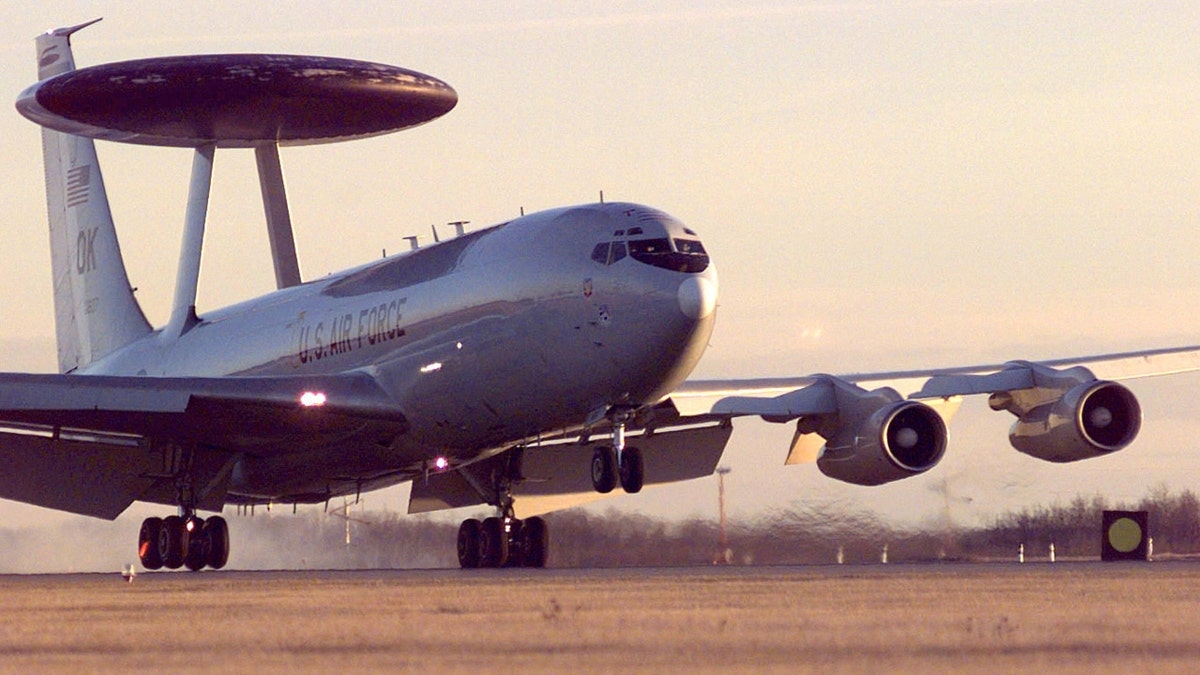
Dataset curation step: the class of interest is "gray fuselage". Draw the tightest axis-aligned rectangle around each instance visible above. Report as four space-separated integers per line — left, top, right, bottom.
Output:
82 202 719 502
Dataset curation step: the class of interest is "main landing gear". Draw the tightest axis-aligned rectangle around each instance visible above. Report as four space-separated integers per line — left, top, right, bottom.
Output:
456 448 549 568
456 513 548 568
138 512 230 572
591 415 644 494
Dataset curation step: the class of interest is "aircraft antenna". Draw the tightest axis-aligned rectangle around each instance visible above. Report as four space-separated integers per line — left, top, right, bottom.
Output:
404 236 419 250
448 220 469 237
431 224 440 243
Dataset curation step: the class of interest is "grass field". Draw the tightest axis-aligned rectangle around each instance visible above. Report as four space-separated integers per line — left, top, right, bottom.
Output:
1 563 1198 672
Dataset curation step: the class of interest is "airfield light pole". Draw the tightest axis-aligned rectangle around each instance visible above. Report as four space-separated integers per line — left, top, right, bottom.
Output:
715 467 731 565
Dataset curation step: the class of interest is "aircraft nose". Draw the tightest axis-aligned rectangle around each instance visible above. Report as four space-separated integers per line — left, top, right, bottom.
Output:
677 275 717 320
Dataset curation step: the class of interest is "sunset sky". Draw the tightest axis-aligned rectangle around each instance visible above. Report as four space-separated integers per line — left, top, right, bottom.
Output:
0 3 1197 542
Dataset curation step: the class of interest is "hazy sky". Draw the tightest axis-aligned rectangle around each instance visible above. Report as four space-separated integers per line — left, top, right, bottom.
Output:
0 2 1198 539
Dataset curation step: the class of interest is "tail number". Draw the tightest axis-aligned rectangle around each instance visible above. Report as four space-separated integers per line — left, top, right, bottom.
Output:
75 227 98 274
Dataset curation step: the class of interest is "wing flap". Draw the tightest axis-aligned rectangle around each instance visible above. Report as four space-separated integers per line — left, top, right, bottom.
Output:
0 431 158 519
408 423 733 517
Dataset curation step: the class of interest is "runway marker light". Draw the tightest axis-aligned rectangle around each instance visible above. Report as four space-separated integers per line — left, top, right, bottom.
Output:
300 391 327 407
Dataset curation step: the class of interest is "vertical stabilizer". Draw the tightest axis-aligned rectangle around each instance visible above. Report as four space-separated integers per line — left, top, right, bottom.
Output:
35 22 152 372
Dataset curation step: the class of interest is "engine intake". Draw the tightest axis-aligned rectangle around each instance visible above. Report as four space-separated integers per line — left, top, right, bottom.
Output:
1007 380 1141 463
807 380 948 486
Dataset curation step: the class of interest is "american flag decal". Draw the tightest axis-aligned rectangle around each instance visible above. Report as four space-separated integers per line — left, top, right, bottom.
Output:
66 165 90 208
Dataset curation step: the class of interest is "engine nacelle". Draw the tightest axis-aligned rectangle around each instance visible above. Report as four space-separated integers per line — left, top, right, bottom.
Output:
1007 380 1141 463
815 398 948 486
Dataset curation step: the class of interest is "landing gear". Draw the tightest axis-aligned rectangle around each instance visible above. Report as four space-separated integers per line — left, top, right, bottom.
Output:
590 414 645 494
455 446 550 568
457 515 549 568
619 446 644 494
138 513 229 571
591 447 618 493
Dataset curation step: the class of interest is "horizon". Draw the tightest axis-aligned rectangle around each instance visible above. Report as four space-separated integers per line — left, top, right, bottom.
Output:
0 4 1196 555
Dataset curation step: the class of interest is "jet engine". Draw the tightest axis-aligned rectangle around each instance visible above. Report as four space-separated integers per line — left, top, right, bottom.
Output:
801 379 948 486
999 380 1141 463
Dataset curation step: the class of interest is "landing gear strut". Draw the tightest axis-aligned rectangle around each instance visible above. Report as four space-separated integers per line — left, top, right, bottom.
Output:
136 452 230 571
591 414 644 494
457 451 549 568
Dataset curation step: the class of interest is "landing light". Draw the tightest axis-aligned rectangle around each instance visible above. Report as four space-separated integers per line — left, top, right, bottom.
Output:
420 362 443 374
433 456 450 471
300 391 327 407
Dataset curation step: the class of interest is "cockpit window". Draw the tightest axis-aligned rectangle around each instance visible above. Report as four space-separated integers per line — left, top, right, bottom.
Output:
591 241 629 266
629 238 710 273
591 243 610 264
611 241 627 263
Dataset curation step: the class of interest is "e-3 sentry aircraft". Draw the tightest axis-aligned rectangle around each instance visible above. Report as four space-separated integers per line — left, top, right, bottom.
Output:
6 20 1200 571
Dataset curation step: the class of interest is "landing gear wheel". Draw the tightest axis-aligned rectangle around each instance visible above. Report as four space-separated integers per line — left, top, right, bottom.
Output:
619 446 644 494
591 446 617 493
138 517 164 570
183 516 208 571
158 515 188 570
521 516 549 568
457 519 481 568
504 519 524 567
478 516 509 568
204 516 230 570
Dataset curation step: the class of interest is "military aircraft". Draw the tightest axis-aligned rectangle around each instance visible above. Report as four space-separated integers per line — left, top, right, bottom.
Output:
4 20 1199 570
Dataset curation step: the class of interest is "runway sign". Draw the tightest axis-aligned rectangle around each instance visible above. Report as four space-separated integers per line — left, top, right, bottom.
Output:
1101 510 1149 561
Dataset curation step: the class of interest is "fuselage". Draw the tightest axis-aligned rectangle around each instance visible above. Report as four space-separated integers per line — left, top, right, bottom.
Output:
82 202 719 501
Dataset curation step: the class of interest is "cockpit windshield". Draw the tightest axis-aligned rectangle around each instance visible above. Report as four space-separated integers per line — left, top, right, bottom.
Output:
589 207 711 273
628 238 709 273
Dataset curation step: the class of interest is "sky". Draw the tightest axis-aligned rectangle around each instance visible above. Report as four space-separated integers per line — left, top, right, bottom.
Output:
0 2 1198 555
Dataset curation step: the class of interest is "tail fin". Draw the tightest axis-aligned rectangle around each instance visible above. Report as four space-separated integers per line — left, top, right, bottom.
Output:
35 22 152 372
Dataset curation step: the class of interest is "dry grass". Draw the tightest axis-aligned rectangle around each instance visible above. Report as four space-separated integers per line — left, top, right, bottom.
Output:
0 563 1198 673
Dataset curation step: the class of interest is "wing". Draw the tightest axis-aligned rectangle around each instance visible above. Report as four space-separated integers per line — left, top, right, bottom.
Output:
660 345 1200 486
0 371 406 518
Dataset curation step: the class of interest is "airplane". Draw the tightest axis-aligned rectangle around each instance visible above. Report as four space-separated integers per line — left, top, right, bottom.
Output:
4 20 1200 571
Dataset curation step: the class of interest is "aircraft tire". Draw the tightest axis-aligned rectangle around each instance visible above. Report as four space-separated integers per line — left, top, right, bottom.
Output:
619 447 645 494
159 515 188 570
205 516 230 570
504 519 524 567
591 447 617 493
457 519 481 568
138 517 164 570
183 516 209 571
521 516 548 568
479 516 508 567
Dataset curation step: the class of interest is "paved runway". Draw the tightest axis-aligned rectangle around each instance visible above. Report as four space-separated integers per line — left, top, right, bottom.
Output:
2 562 1198 672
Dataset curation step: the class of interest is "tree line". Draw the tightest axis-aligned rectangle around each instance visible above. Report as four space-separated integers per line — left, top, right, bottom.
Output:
227 484 1200 568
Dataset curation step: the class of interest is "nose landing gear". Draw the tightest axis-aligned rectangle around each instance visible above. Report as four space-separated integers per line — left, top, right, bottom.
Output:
591 414 644 494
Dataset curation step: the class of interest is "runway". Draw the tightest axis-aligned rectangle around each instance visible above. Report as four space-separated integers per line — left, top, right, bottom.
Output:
3 562 1199 672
